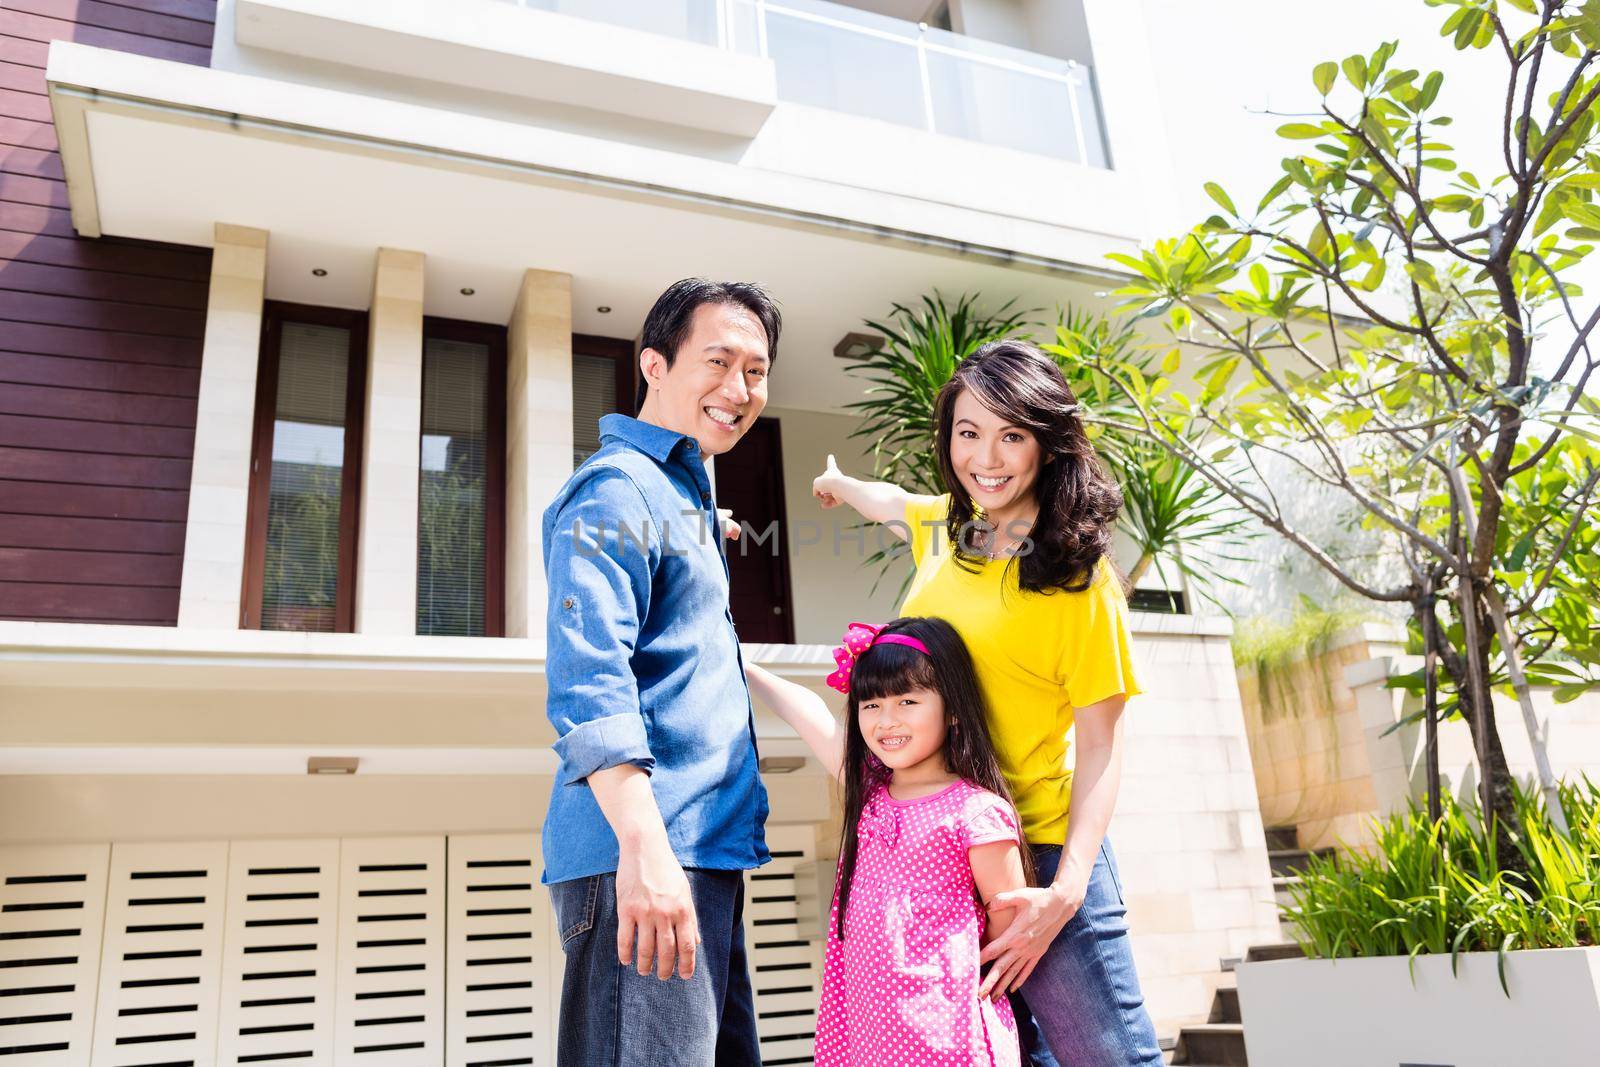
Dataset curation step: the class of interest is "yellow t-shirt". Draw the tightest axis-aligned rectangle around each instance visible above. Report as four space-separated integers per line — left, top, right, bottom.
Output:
898 494 1141 845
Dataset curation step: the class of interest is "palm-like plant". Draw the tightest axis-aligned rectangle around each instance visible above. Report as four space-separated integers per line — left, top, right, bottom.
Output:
842 292 1032 495
1048 306 1258 609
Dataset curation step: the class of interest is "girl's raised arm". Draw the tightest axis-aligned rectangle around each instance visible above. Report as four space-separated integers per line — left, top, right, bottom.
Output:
811 455 914 540
745 663 846 781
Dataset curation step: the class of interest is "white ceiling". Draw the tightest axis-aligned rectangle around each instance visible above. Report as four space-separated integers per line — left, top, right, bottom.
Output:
82 109 1112 414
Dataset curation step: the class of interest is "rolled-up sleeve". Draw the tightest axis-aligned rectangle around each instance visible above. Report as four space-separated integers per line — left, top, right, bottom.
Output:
543 466 658 786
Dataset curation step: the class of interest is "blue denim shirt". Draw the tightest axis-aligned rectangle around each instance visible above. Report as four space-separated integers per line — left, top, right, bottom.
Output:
540 414 770 884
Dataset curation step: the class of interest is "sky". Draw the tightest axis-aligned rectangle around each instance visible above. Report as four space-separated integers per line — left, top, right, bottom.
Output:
1138 0 1590 379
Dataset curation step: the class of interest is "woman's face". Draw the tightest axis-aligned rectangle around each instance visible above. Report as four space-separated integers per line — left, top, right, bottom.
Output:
948 388 1044 516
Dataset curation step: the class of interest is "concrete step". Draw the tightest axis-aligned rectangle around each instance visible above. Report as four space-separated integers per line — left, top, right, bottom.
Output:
1173 1022 1248 1066
1244 941 1306 963
1262 826 1298 852
1267 846 1335 878
1208 985 1240 1024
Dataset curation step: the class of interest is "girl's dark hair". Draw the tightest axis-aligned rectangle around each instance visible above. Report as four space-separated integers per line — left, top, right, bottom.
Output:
835 616 1034 938
933 339 1122 593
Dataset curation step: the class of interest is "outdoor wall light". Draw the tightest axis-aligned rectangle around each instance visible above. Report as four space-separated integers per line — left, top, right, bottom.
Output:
307 756 359 775
833 331 883 361
311 268 327 277
758 755 805 775
460 287 476 296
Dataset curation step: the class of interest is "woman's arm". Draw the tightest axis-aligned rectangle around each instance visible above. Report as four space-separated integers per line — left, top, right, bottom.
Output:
812 454 915 539
977 693 1128 998
745 663 846 780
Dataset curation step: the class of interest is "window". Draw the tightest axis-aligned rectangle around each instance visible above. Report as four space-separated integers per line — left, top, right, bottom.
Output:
242 304 368 632
417 319 506 637
571 334 636 468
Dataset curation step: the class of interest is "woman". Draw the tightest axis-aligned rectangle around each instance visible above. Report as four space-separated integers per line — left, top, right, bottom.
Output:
812 339 1162 1066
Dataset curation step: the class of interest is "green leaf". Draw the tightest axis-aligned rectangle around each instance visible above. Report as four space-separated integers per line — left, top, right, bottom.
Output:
1418 70 1444 111
1278 123 1328 140
1257 174 1294 212
1342 54 1369 90
1160 348 1182 375
1313 61 1338 95
1204 181 1238 217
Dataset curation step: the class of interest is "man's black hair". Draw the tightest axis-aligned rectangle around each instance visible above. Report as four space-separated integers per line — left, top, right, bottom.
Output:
636 278 782 409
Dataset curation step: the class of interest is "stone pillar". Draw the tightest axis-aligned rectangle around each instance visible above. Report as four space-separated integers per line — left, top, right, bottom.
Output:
504 269 573 640
176 224 269 629
354 248 425 635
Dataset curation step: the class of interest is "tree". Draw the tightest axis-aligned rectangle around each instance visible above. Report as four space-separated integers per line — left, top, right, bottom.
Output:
1071 0 1600 850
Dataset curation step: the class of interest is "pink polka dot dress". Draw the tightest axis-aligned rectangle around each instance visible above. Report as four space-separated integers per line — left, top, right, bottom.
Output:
813 776 1022 1067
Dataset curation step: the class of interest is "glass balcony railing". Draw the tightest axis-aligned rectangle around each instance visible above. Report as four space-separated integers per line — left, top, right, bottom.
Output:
500 0 1110 166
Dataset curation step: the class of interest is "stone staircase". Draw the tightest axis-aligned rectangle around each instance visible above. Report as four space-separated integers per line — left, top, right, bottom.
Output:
1162 828 1324 1065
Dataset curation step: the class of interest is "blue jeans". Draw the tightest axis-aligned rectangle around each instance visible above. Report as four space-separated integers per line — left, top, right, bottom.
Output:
1009 842 1164 1066
548 869 760 1066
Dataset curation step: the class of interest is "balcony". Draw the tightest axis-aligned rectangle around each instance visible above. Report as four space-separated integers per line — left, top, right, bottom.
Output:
505 0 1110 165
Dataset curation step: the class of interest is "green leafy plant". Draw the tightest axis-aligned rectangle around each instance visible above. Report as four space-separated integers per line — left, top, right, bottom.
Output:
1284 779 1600 989
1233 600 1375 722
1071 1 1600 847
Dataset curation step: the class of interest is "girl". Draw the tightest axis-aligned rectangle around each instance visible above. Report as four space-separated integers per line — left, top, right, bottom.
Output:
745 616 1032 1067
812 339 1162 1066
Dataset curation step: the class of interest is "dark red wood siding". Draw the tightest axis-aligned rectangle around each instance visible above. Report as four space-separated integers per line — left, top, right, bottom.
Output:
0 1 216 624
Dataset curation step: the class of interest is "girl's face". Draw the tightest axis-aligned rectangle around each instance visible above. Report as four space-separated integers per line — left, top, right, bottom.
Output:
948 388 1044 515
857 687 948 774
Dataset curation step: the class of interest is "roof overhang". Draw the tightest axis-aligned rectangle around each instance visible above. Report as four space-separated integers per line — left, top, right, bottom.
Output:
44 44 1137 406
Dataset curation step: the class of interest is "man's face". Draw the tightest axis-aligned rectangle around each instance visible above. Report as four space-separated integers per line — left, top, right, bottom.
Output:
640 301 771 457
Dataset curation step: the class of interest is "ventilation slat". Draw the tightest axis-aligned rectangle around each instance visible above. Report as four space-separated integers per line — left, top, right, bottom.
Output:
743 827 820 1067
93 842 227 1067
218 841 338 1067
335 839 443 1065
444 836 551 1067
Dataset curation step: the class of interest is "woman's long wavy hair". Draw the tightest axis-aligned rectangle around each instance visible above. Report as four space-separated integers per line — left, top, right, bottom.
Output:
835 617 1034 939
933 339 1122 593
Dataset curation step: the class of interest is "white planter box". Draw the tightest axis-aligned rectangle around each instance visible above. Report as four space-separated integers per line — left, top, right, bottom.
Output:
1237 947 1600 1067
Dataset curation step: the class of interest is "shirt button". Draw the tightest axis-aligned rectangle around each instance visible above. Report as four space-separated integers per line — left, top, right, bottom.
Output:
562 597 574 609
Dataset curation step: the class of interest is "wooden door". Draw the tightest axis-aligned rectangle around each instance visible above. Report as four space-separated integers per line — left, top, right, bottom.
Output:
716 417 796 644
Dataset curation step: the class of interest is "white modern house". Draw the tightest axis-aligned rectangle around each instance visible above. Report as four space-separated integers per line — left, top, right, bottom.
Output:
0 2 1284 1063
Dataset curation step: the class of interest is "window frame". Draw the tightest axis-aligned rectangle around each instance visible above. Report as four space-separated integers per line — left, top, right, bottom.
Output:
240 302 370 633
419 316 508 639
573 333 638 421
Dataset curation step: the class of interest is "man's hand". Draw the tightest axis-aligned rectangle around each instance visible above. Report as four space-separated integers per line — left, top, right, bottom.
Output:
615 837 700 981
717 508 740 541
812 454 850 509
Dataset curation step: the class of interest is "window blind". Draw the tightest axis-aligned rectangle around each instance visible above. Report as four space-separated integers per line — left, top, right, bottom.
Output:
261 322 352 632
418 337 490 637
572 352 618 468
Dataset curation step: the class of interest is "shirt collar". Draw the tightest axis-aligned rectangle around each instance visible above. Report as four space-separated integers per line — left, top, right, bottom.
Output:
598 413 696 464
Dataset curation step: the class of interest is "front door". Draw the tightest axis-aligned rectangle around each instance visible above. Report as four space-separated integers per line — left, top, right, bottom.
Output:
715 417 795 644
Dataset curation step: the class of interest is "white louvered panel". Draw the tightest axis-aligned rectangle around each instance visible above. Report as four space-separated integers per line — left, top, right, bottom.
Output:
216 841 339 1067
744 827 821 1067
443 834 549 1067
92 841 229 1067
333 838 444 1067
0 844 111 1067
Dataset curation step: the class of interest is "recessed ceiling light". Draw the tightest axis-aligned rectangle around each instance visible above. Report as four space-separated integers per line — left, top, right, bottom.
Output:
597 306 612 314
311 268 328 277
307 756 358 775
460 287 476 296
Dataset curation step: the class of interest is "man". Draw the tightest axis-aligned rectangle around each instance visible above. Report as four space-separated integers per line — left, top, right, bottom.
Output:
541 278 781 1065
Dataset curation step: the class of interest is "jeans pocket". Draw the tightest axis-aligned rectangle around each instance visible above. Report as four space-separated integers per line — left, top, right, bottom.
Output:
552 875 600 951
1098 842 1125 906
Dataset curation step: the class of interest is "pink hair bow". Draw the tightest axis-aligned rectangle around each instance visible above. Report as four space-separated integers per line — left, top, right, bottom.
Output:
825 622 883 694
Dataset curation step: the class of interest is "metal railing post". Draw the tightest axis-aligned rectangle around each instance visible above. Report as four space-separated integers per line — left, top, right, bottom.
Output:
915 22 936 134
